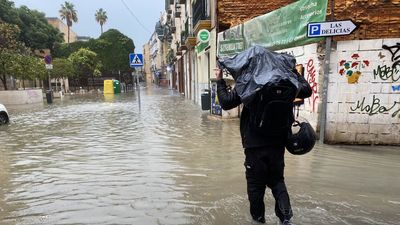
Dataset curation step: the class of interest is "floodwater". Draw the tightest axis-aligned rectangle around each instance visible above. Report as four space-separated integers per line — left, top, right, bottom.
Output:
0 87 399 225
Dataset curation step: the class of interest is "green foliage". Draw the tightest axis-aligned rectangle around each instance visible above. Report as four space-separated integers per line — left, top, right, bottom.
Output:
51 58 75 79
17 6 63 50
0 0 21 25
0 22 22 51
12 54 46 81
53 41 91 58
0 0 63 51
68 48 99 77
96 29 135 74
0 22 28 90
54 29 135 76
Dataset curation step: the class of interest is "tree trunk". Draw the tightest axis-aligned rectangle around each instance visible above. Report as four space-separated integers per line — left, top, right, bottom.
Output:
0 74 8 90
101 25 103 34
68 26 70 43
92 74 95 90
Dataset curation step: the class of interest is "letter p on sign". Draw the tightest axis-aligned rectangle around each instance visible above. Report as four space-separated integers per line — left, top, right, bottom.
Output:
310 24 321 36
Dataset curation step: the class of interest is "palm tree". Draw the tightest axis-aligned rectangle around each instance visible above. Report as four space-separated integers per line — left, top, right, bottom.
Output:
59 1 78 43
95 8 108 35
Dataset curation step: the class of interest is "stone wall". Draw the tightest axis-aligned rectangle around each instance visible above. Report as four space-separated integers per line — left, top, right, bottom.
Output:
0 90 44 105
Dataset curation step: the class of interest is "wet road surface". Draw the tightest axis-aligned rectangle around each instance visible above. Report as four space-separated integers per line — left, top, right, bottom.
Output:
1 87 399 225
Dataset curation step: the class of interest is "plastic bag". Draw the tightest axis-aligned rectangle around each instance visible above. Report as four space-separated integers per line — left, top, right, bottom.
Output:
218 45 300 105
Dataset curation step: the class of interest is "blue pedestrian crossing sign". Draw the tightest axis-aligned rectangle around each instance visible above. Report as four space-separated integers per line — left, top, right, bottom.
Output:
129 53 143 68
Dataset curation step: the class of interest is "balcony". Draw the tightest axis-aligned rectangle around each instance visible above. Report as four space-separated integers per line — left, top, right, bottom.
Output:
181 20 196 48
192 0 211 33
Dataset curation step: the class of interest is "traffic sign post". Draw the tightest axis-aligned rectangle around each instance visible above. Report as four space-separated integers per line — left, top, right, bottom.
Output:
307 19 358 143
307 20 358 38
44 54 53 104
129 53 144 111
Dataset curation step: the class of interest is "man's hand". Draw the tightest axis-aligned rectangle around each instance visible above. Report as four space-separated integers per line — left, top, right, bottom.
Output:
214 68 223 80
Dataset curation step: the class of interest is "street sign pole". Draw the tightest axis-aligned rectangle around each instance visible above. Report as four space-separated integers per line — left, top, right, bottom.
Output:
137 69 141 112
319 36 332 144
48 70 51 91
129 53 144 112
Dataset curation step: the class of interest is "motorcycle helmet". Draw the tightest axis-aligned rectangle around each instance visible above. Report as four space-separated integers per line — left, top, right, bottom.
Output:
286 120 317 155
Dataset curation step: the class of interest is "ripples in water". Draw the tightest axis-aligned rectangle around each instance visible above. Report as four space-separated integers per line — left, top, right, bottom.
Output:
0 89 399 225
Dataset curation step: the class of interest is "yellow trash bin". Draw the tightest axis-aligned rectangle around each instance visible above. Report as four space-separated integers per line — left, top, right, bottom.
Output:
104 80 114 94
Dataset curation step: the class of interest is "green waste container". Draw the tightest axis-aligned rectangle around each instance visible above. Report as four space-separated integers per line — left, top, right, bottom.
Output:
113 80 121 94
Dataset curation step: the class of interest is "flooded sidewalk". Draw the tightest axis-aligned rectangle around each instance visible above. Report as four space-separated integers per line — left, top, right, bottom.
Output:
0 87 399 225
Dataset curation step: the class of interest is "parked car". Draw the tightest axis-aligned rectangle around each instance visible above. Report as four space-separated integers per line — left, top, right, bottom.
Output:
0 103 9 125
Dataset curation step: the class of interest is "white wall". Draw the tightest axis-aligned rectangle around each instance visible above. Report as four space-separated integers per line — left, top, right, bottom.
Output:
325 38 400 144
278 43 322 130
0 89 44 105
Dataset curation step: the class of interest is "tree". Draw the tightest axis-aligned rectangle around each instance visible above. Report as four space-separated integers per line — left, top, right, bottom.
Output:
1 0 63 51
17 6 64 50
95 8 108 34
68 48 101 90
0 0 21 26
51 58 75 80
0 22 27 90
59 1 78 43
12 55 46 89
95 29 135 75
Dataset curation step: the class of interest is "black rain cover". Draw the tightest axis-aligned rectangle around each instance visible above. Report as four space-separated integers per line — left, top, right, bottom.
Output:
218 45 300 105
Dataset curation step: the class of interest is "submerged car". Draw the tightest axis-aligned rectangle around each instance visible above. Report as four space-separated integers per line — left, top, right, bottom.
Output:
0 103 9 125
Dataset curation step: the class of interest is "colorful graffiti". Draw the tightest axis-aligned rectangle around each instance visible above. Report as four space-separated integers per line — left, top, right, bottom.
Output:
382 42 400 68
392 85 400 92
306 59 319 112
339 53 370 84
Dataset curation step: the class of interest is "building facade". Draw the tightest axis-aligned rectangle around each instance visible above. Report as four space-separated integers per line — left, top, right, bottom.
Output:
47 17 78 43
146 0 400 144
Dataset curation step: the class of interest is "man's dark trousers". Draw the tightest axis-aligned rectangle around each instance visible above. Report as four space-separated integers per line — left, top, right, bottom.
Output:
244 146 293 222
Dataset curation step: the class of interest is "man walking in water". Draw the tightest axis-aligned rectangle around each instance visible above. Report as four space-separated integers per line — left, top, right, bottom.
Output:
215 59 311 224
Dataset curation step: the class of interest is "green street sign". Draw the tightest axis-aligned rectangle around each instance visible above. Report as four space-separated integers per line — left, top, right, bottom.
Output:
219 39 245 56
198 29 210 43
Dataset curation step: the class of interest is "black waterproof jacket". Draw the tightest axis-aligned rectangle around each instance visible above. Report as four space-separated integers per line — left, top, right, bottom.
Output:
217 74 312 149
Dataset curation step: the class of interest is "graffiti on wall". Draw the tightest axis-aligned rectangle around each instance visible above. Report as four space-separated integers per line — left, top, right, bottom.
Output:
338 53 370 84
382 42 400 68
350 95 400 118
350 43 400 117
306 58 319 112
373 65 400 82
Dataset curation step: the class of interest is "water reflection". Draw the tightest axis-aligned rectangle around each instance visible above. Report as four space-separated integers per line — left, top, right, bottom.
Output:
0 88 399 225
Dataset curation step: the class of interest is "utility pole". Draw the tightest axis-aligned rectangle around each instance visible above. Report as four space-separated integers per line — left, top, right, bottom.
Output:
319 0 335 143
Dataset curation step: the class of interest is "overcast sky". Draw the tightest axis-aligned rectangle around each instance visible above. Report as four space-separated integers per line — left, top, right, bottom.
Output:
12 0 165 52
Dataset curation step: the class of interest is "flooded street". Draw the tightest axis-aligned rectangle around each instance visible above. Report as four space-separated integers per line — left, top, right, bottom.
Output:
1 87 399 225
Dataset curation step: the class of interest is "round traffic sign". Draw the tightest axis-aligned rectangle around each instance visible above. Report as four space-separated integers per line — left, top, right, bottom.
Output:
44 55 52 65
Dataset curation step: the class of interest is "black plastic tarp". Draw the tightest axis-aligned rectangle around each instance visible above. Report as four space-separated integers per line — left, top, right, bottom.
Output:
218 45 300 105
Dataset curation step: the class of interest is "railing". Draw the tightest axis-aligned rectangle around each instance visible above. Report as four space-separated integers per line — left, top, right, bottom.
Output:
192 0 210 28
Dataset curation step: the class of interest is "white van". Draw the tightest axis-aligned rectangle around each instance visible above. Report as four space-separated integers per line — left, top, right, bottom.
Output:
0 103 9 124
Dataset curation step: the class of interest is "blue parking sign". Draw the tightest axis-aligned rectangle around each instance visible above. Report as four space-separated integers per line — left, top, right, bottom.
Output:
308 24 321 37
